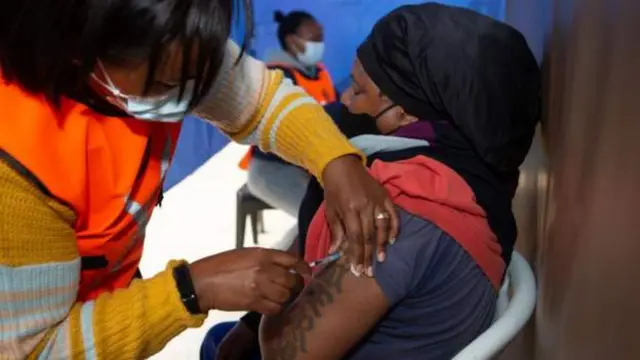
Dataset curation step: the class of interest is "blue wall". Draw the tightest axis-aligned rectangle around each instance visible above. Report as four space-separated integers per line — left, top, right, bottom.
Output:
163 1 250 190
252 0 505 91
165 0 505 190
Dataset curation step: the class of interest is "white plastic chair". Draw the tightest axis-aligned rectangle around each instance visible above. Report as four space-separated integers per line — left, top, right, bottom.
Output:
452 251 537 360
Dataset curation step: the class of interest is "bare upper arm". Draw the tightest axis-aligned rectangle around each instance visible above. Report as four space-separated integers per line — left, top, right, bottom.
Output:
259 257 390 360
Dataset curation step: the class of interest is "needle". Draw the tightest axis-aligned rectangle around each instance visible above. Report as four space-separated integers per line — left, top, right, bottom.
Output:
289 253 342 275
308 252 341 268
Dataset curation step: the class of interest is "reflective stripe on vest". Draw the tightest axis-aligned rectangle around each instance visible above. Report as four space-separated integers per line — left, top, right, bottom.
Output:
112 137 172 273
0 79 182 301
269 63 337 105
81 131 177 301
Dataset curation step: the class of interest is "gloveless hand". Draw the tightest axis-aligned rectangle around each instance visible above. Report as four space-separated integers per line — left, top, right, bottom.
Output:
189 248 310 315
321 155 399 277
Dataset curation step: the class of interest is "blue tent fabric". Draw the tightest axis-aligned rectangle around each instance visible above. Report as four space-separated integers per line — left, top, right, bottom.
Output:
163 3 247 191
165 0 505 190
163 116 230 191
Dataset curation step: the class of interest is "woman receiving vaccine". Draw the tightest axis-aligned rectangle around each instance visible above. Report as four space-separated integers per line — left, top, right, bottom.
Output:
245 10 338 220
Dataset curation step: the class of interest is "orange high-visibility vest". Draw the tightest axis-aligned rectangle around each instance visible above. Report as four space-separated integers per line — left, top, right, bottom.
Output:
0 80 181 301
237 63 337 170
269 63 337 105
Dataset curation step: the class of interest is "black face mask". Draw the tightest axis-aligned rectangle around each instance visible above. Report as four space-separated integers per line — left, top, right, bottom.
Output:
334 103 381 138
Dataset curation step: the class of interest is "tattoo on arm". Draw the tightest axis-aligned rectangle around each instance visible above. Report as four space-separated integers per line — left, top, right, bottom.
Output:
265 262 350 360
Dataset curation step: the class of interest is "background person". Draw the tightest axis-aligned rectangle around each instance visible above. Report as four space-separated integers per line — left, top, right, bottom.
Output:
0 1 399 359
245 10 338 218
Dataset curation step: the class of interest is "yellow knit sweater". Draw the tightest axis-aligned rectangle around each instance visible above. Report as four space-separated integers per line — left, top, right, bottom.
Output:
0 42 361 359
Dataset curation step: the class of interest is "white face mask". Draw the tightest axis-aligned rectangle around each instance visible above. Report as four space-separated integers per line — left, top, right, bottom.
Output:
296 40 325 67
92 62 193 122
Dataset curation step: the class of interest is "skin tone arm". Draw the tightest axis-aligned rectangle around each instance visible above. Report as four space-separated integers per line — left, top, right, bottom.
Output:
259 256 390 360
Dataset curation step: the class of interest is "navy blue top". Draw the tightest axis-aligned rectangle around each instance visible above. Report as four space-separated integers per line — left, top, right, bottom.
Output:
348 208 496 360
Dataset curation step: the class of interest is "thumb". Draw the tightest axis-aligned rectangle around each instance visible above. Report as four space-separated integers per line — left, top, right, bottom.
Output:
328 213 346 254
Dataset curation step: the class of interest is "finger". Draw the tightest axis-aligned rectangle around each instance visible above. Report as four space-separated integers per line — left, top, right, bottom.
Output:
259 280 292 306
359 204 375 277
267 265 298 289
261 249 311 277
252 298 283 316
344 212 365 276
374 206 391 263
327 211 346 254
385 200 400 244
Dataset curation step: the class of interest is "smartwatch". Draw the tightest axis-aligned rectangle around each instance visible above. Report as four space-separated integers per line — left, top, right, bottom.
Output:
172 263 202 315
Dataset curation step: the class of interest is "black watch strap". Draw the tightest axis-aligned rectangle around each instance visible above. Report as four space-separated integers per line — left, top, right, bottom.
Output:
172 263 202 315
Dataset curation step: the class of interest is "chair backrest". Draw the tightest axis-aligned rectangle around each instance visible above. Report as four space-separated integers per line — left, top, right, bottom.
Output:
452 251 537 360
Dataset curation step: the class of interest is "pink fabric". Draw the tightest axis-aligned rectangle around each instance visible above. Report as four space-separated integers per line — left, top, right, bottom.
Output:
304 156 504 289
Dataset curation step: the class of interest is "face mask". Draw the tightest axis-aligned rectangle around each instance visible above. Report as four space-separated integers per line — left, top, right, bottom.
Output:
92 62 193 122
296 40 325 67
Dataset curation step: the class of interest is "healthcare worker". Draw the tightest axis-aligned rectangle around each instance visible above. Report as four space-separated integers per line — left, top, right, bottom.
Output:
0 1 398 359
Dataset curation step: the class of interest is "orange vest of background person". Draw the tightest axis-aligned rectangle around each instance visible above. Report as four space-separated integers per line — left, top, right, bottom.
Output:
0 80 181 301
269 63 337 105
237 63 338 170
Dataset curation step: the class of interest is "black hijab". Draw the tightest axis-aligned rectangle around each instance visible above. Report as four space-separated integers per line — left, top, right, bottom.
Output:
358 2 540 177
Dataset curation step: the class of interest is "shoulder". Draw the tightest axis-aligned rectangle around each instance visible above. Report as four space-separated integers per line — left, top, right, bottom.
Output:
378 208 450 266
371 208 455 301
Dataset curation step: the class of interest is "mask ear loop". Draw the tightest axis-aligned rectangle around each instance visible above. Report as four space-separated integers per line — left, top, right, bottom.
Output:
90 61 131 109
91 62 120 95
373 103 397 121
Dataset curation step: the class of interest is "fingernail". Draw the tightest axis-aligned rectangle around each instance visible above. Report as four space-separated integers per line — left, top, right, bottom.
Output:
377 251 386 263
350 264 362 277
389 237 396 245
366 266 374 277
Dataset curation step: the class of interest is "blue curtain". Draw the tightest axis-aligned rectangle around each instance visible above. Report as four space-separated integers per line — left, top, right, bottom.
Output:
163 1 249 190
165 0 505 190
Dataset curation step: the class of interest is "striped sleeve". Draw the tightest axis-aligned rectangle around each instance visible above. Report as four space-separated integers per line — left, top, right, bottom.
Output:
0 160 205 360
194 40 363 179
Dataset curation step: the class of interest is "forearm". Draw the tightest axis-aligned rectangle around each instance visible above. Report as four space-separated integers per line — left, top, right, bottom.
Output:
76 263 204 359
0 160 205 359
21 264 204 360
1 225 204 359
194 40 363 179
